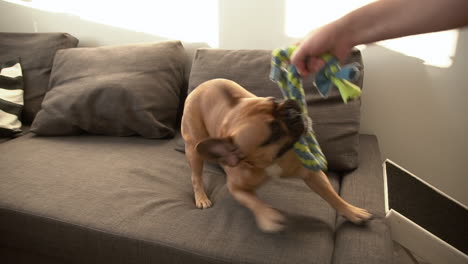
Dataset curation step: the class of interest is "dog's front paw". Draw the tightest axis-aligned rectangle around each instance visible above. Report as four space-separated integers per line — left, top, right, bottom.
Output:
256 207 286 233
340 205 372 224
195 193 213 209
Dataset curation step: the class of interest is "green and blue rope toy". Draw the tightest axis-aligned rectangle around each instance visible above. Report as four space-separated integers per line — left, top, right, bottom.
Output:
314 52 362 103
270 45 362 171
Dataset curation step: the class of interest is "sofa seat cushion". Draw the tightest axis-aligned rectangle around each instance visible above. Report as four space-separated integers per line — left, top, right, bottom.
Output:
0 134 340 264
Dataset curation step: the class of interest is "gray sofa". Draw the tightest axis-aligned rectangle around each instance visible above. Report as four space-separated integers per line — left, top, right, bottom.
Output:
0 33 393 264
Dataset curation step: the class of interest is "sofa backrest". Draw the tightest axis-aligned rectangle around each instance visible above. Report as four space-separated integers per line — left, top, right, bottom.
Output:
0 33 365 172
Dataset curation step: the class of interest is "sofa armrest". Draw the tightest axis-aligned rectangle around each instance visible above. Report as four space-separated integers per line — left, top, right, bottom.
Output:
332 134 393 264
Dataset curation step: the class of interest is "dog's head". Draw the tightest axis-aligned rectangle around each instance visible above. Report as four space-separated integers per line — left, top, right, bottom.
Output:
196 97 307 169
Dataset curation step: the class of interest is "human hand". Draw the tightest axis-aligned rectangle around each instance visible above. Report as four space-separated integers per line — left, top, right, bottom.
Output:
291 21 354 78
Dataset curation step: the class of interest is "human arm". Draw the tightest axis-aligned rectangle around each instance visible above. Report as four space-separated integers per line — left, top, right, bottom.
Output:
291 0 468 77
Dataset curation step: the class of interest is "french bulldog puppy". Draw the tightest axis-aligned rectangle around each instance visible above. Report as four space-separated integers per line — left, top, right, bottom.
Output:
181 79 372 232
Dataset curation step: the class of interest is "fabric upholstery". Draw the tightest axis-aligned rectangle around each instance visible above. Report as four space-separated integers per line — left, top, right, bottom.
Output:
31 41 186 138
0 57 23 137
0 32 79 124
188 49 364 171
333 135 393 264
0 246 63 264
0 133 340 264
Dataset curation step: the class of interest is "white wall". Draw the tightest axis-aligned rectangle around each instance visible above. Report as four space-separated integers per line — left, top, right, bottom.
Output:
361 35 468 205
1 0 466 205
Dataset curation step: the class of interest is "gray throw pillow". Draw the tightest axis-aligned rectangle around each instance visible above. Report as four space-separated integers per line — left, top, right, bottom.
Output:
0 57 24 137
188 49 364 171
31 41 186 139
0 33 79 124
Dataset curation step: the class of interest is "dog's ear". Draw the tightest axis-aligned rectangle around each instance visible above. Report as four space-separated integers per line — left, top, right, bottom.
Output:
196 137 243 167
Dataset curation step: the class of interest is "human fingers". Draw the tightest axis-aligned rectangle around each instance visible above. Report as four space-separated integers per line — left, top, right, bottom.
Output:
290 45 316 77
291 51 326 77
306 57 326 74
290 48 308 76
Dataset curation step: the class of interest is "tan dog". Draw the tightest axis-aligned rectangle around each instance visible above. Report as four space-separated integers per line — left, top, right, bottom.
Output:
181 79 372 232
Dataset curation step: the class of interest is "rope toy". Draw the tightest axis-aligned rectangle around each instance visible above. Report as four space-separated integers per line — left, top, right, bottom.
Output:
314 53 362 103
270 45 327 171
270 46 363 171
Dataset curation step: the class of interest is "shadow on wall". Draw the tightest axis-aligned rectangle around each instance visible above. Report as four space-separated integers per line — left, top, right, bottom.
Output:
0 0 210 84
0 0 213 49
360 29 468 205
0 0 299 49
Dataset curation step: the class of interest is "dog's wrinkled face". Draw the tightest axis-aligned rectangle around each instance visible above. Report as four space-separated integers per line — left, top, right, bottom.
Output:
197 97 306 169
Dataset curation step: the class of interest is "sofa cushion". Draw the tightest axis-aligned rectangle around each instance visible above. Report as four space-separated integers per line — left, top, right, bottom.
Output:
0 32 79 125
0 133 339 264
31 41 185 138
0 57 24 137
333 135 393 264
188 49 364 171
